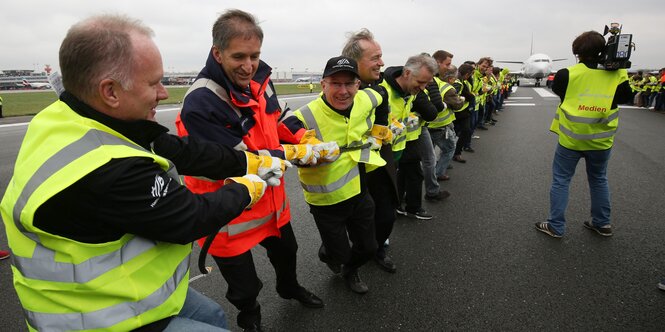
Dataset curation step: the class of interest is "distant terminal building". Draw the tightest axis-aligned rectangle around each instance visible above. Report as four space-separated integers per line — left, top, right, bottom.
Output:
0 70 49 90
161 72 198 86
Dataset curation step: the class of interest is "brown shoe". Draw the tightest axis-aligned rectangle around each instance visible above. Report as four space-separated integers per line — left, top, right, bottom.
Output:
452 155 466 163
436 175 450 181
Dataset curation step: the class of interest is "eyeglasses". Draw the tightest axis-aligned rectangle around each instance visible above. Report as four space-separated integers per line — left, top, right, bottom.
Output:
324 80 359 90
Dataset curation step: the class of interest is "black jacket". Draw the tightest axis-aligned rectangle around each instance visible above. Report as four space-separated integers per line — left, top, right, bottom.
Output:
382 66 438 122
35 92 250 245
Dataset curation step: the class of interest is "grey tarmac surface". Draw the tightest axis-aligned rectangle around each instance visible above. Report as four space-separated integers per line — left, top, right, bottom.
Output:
0 87 664 331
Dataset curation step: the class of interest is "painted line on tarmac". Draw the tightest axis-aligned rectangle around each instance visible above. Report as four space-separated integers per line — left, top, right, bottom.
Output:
507 97 533 100
503 103 536 106
533 88 558 98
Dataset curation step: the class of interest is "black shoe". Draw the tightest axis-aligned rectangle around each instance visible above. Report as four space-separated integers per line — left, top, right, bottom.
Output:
463 147 475 153
396 206 407 216
279 286 324 308
238 304 262 332
375 255 397 273
318 245 341 274
405 208 433 220
534 222 562 238
424 190 451 201
343 270 369 294
243 325 264 332
583 221 613 237
477 126 489 130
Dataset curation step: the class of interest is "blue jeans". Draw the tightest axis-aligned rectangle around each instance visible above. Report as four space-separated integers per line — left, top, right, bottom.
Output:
418 128 439 196
547 144 612 235
164 288 229 332
430 125 457 178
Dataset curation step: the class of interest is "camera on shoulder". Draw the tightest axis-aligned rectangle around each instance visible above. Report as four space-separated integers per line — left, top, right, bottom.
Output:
601 23 635 70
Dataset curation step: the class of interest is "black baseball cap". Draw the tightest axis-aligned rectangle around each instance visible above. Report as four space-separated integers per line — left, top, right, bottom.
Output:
322 56 359 78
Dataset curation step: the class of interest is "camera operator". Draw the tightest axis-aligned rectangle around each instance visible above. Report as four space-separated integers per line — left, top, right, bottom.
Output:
535 30 632 238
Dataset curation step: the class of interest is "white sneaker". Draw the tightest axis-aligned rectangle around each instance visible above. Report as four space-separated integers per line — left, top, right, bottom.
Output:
472 135 480 139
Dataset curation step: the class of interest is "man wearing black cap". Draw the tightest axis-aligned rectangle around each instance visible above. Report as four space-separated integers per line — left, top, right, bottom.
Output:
293 56 391 294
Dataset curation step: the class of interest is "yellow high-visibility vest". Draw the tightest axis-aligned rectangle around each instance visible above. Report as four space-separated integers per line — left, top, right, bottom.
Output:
295 89 385 205
1 101 190 331
549 63 628 150
428 77 456 128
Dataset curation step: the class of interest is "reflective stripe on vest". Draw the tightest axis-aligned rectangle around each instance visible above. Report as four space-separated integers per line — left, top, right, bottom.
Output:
380 80 414 152
453 79 470 111
428 78 456 128
2 102 189 331
179 77 292 257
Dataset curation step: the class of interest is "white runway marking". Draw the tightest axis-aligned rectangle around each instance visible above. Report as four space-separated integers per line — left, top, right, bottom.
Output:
507 97 533 100
503 103 536 106
533 88 558 98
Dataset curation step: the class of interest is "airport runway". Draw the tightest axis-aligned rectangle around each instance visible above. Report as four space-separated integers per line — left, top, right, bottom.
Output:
1 87 665 331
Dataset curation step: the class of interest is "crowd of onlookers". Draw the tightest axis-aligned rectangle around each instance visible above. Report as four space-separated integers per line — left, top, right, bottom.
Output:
625 69 664 111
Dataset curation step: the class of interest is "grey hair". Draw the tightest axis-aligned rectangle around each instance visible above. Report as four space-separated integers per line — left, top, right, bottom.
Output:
404 54 438 76
342 28 375 61
59 14 153 101
212 9 263 51
442 65 458 80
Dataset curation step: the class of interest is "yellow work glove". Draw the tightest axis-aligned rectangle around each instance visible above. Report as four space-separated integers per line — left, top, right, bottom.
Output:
367 124 393 150
299 129 324 145
312 141 340 163
224 174 266 209
282 144 319 166
244 152 292 186
389 118 405 138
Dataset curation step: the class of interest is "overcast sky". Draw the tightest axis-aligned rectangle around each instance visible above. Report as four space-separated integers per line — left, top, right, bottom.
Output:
2 0 663 76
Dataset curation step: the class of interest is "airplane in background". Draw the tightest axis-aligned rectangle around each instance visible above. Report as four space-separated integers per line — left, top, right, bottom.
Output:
497 53 566 87
294 76 312 83
497 37 566 87
18 79 52 89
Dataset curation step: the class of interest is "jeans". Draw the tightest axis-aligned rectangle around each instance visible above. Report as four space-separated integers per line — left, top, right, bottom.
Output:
430 125 457 178
547 144 612 235
164 288 229 331
419 128 439 196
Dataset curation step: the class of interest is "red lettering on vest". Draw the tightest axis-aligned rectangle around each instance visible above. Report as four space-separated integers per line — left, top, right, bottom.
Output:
578 104 607 113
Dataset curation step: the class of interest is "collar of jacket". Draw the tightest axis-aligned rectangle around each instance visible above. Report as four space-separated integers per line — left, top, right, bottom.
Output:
382 66 408 98
199 49 275 112
60 91 168 150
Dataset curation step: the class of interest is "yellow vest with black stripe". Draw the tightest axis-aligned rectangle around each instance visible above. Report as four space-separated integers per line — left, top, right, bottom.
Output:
295 89 386 206
549 63 628 150
0 101 191 331
380 80 414 151
428 77 456 128
453 79 470 111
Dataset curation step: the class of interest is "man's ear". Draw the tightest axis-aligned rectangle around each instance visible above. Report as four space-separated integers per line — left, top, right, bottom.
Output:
212 46 223 64
99 78 120 108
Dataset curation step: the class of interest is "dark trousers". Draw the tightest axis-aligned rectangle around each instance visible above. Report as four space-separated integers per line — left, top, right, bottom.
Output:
212 223 299 324
454 114 471 156
368 166 398 258
397 140 423 214
310 191 377 272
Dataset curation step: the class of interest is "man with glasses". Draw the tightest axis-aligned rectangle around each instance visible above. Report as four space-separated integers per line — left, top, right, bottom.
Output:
294 56 391 294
